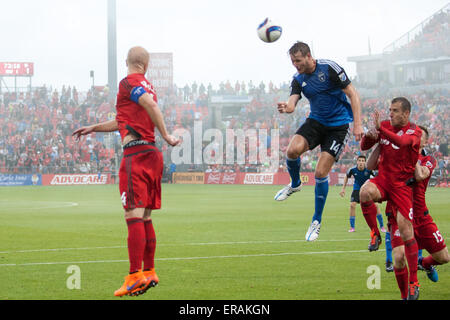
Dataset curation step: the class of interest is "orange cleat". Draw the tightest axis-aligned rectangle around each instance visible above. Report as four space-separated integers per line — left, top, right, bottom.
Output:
114 270 148 297
130 269 159 296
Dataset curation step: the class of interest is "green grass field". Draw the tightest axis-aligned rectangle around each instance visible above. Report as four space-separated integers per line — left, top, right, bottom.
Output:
0 184 449 300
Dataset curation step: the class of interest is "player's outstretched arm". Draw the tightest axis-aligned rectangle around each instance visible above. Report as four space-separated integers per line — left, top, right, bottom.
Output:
72 119 118 140
137 93 181 146
277 94 300 114
343 84 363 141
366 144 380 171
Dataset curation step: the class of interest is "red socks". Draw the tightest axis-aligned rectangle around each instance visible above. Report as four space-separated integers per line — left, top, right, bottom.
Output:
125 218 157 274
143 219 157 270
421 255 440 269
126 218 146 274
361 201 380 235
394 267 409 300
404 238 419 283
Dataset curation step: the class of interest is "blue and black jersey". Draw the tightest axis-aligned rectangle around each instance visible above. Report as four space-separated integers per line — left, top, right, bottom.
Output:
347 167 374 191
290 59 353 127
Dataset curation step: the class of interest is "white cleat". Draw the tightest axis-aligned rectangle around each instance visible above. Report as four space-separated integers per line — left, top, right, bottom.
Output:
305 220 321 242
274 184 301 201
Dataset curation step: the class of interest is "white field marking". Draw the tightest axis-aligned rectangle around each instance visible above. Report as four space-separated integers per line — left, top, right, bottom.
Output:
0 238 371 254
0 200 79 210
0 249 385 267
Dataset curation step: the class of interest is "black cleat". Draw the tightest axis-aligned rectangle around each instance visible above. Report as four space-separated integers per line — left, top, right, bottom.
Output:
385 261 394 273
407 282 420 300
368 231 382 252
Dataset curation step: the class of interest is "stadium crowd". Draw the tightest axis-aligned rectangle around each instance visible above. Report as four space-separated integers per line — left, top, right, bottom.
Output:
0 79 448 186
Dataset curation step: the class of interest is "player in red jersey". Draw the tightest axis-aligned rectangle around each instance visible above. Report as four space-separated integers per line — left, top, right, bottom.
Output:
73 46 180 297
412 127 449 277
367 126 449 299
359 97 422 300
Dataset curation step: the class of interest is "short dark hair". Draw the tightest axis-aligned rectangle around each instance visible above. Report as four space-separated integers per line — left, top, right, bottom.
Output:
357 155 366 161
391 97 411 113
418 125 429 138
288 41 311 57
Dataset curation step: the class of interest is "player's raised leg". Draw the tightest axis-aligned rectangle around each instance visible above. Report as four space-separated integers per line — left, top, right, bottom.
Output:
131 209 159 296
359 181 383 251
418 241 449 283
114 208 149 297
305 151 334 241
274 134 308 201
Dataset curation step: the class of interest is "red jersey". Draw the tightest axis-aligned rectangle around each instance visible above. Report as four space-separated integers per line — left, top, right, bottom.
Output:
362 120 422 186
413 151 437 225
115 73 158 143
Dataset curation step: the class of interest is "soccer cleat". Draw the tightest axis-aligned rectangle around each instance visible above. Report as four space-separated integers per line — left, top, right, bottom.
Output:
348 227 355 233
380 226 387 233
418 257 438 282
368 230 382 252
407 282 420 300
305 220 321 242
130 269 159 296
114 270 148 297
274 184 301 201
385 261 394 273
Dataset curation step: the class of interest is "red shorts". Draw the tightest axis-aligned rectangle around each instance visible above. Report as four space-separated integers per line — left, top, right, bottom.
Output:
414 215 447 254
119 143 163 210
370 176 413 221
387 203 447 254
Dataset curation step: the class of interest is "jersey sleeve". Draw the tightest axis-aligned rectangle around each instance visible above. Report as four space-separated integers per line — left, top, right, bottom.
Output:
379 124 422 148
424 156 437 174
290 78 302 96
119 78 150 104
346 167 354 178
328 63 351 89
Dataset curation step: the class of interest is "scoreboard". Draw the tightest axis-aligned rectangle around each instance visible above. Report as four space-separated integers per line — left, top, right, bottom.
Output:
0 62 34 76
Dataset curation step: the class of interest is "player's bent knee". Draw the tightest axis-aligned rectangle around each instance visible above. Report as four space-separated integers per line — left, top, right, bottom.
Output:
125 208 146 219
393 248 406 268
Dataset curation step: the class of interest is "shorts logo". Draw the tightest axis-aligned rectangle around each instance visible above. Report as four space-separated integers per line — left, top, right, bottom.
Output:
121 192 127 206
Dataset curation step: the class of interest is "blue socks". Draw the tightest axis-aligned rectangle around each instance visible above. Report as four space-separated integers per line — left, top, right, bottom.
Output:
349 216 355 229
286 157 301 188
377 213 384 228
385 232 393 263
312 176 329 223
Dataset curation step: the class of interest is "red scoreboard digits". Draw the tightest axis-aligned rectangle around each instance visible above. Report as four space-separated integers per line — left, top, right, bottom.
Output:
0 62 34 76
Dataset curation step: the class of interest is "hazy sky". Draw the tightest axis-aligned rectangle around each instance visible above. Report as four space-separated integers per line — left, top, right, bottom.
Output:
1 0 448 92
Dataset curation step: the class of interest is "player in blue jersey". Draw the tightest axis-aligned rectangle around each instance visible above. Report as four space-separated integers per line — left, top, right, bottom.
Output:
340 155 385 233
274 41 363 241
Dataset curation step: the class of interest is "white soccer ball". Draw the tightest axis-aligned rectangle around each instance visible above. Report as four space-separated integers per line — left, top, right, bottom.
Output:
257 18 282 43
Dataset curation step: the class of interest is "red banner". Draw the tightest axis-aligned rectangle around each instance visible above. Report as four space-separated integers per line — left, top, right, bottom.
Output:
204 172 339 185
42 174 111 186
0 62 34 76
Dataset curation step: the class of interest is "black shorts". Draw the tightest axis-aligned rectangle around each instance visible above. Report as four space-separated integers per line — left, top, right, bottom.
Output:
350 189 360 203
296 118 350 162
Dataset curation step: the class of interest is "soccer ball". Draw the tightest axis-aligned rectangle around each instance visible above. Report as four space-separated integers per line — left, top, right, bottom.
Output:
257 18 282 43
